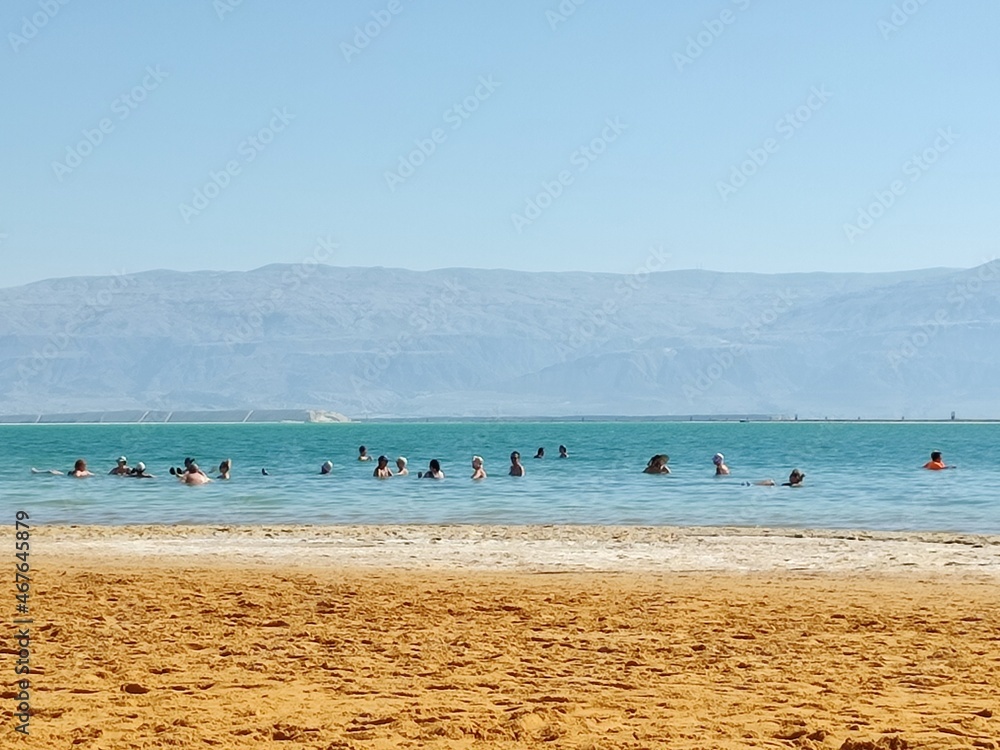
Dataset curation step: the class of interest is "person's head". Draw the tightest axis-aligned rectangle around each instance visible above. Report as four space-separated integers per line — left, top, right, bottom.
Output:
184 457 194 468
189 462 200 474
117 456 127 467
219 459 231 472
429 459 441 473
358 445 367 456
788 469 805 485
559 445 567 455
930 451 942 462
535 447 544 457
320 460 333 474
510 451 520 464
472 455 483 469
396 457 407 470
135 462 146 473
713 453 725 466
74 459 87 472
377 455 388 467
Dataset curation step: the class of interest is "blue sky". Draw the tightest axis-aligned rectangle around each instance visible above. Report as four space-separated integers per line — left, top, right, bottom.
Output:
2 0 998 287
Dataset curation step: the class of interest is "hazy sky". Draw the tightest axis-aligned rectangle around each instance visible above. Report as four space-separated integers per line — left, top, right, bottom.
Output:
2 0 997 287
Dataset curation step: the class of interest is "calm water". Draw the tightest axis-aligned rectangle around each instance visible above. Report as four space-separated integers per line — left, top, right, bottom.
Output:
0 422 997 533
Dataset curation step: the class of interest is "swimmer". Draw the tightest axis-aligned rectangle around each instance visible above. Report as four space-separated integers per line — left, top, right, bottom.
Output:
358 445 372 462
534 447 545 459
558 445 568 458
643 455 670 475
69 459 93 478
176 457 207 477
320 460 333 475
180 463 211 485
419 459 444 479
923 451 953 470
782 469 805 486
509 451 525 477
131 462 154 478
712 453 730 476
373 455 393 478
261 468 269 476
395 457 408 476
217 459 232 480
745 469 805 487
471 455 486 480
109 456 130 476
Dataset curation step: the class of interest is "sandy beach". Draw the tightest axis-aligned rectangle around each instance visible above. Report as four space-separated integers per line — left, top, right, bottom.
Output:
11 525 1000 748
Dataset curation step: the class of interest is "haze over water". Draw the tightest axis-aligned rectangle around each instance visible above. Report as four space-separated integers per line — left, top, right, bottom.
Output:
1 422 997 533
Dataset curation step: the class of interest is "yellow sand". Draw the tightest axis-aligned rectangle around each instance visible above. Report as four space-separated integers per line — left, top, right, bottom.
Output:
17 554 1000 748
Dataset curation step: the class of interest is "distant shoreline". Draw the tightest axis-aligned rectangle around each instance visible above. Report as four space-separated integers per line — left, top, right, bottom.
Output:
2 413 1000 425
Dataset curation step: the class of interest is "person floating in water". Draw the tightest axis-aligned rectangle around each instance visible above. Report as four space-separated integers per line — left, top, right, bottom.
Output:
320 460 333 475
471 455 486 480
643 455 671 474
534 447 544 459
373 455 393 478
747 469 805 487
419 459 444 479
217 459 232 480
69 459 93 478
923 451 953 470
131 462 155 478
712 453 730 476
109 456 130 475
558 445 568 458
509 451 525 477
395 457 408 475
358 445 372 462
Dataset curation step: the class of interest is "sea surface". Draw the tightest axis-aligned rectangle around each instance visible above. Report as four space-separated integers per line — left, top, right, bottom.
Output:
0 422 997 533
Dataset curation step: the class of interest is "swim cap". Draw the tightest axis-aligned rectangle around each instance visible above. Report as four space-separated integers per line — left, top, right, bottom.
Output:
713 453 724 465
136 462 145 472
117 456 127 464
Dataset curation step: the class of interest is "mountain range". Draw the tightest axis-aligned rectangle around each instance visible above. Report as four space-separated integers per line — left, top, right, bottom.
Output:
1 262 998 419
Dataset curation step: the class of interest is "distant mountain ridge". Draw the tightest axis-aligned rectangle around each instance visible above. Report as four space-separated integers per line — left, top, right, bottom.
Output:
1 263 998 419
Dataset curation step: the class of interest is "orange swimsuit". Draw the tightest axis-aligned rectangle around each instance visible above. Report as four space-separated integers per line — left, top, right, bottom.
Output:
923 460 947 470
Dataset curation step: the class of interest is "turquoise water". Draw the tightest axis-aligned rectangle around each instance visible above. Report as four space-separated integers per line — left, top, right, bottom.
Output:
0 422 997 533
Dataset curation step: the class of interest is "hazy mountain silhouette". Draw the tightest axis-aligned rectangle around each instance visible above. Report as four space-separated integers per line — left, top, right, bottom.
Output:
1 263 997 418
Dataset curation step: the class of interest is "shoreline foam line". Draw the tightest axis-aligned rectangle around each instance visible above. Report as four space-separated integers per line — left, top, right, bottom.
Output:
35 524 1000 576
